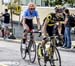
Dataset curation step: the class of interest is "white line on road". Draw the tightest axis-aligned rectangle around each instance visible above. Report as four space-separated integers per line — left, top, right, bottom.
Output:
0 64 8 66
0 61 19 66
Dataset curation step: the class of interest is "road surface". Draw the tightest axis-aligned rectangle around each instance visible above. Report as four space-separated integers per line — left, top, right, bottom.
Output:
0 40 75 66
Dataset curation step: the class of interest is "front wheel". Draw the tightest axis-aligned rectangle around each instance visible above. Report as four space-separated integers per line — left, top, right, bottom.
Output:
37 44 46 66
20 40 26 59
50 46 61 66
37 43 50 66
29 41 36 63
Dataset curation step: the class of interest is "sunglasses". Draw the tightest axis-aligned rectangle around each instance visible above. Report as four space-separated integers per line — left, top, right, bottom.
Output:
30 8 35 10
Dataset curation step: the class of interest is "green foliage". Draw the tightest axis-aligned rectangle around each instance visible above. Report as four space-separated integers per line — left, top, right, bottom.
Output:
64 0 75 7
43 0 75 7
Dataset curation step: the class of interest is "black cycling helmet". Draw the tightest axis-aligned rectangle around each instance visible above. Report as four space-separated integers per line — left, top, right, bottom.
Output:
55 5 65 13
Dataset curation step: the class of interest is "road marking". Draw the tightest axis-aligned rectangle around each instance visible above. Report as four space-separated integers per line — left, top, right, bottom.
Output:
0 61 19 66
0 64 8 66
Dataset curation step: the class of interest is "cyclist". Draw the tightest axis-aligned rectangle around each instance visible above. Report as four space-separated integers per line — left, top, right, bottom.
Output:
39 13 55 57
22 2 40 44
40 8 64 56
55 5 65 35
0 9 10 37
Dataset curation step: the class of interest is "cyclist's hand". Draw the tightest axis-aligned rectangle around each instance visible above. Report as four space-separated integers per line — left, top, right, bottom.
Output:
42 33 46 37
56 22 59 25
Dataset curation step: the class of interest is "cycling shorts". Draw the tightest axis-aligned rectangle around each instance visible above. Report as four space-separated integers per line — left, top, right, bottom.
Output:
25 19 34 32
46 26 54 36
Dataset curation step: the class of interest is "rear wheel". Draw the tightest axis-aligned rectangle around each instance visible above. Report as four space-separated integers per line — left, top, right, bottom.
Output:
29 41 36 63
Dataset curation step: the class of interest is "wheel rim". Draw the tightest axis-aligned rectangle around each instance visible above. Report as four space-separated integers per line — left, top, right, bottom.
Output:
37 44 45 66
29 42 36 63
20 41 26 59
50 47 61 66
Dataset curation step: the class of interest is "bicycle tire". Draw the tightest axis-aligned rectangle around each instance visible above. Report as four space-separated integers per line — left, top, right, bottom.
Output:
37 44 46 66
50 46 61 66
29 41 36 63
20 40 26 59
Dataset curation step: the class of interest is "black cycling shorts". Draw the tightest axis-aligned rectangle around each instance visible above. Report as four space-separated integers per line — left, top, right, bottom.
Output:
46 26 54 36
25 19 34 31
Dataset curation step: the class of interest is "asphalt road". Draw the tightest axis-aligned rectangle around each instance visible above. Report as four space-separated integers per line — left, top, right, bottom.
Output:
0 40 75 66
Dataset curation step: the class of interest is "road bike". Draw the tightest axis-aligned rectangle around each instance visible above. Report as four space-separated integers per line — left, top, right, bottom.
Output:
37 34 61 66
20 30 41 63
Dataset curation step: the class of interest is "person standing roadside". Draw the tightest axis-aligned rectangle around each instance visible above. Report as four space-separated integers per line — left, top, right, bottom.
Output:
63 9 72 48
0 9 10 37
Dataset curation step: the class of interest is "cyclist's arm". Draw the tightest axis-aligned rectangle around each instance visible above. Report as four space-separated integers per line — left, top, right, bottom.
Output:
22 18 29 30
42 18 48 36
20 10 25 25
35 10 41 30
22 10 29 30
20 16 23 25
36 18 40 30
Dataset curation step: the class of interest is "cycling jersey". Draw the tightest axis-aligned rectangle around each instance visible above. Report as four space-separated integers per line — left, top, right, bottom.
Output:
43 14 55 36
45 14 55 26
23 9 39 31
23 9 39 19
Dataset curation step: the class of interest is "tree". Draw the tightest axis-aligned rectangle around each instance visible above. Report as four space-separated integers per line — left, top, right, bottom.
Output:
54 0 62 5
64 0 75 7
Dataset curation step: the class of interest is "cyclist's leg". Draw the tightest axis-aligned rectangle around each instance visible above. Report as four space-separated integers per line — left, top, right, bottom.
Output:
41 26 54 56
57 22 62 35
22 29 28 44
57 24 64 46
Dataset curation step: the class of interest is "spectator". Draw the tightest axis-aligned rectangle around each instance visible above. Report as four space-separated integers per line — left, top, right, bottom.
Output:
0 9 10 37
63 9 72 48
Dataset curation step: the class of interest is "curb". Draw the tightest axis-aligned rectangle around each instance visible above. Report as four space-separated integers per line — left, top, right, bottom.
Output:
58 47 75 52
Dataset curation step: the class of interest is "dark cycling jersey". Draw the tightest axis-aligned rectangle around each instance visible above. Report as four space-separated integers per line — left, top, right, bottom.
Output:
43 14 55 27
43 13 55 36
